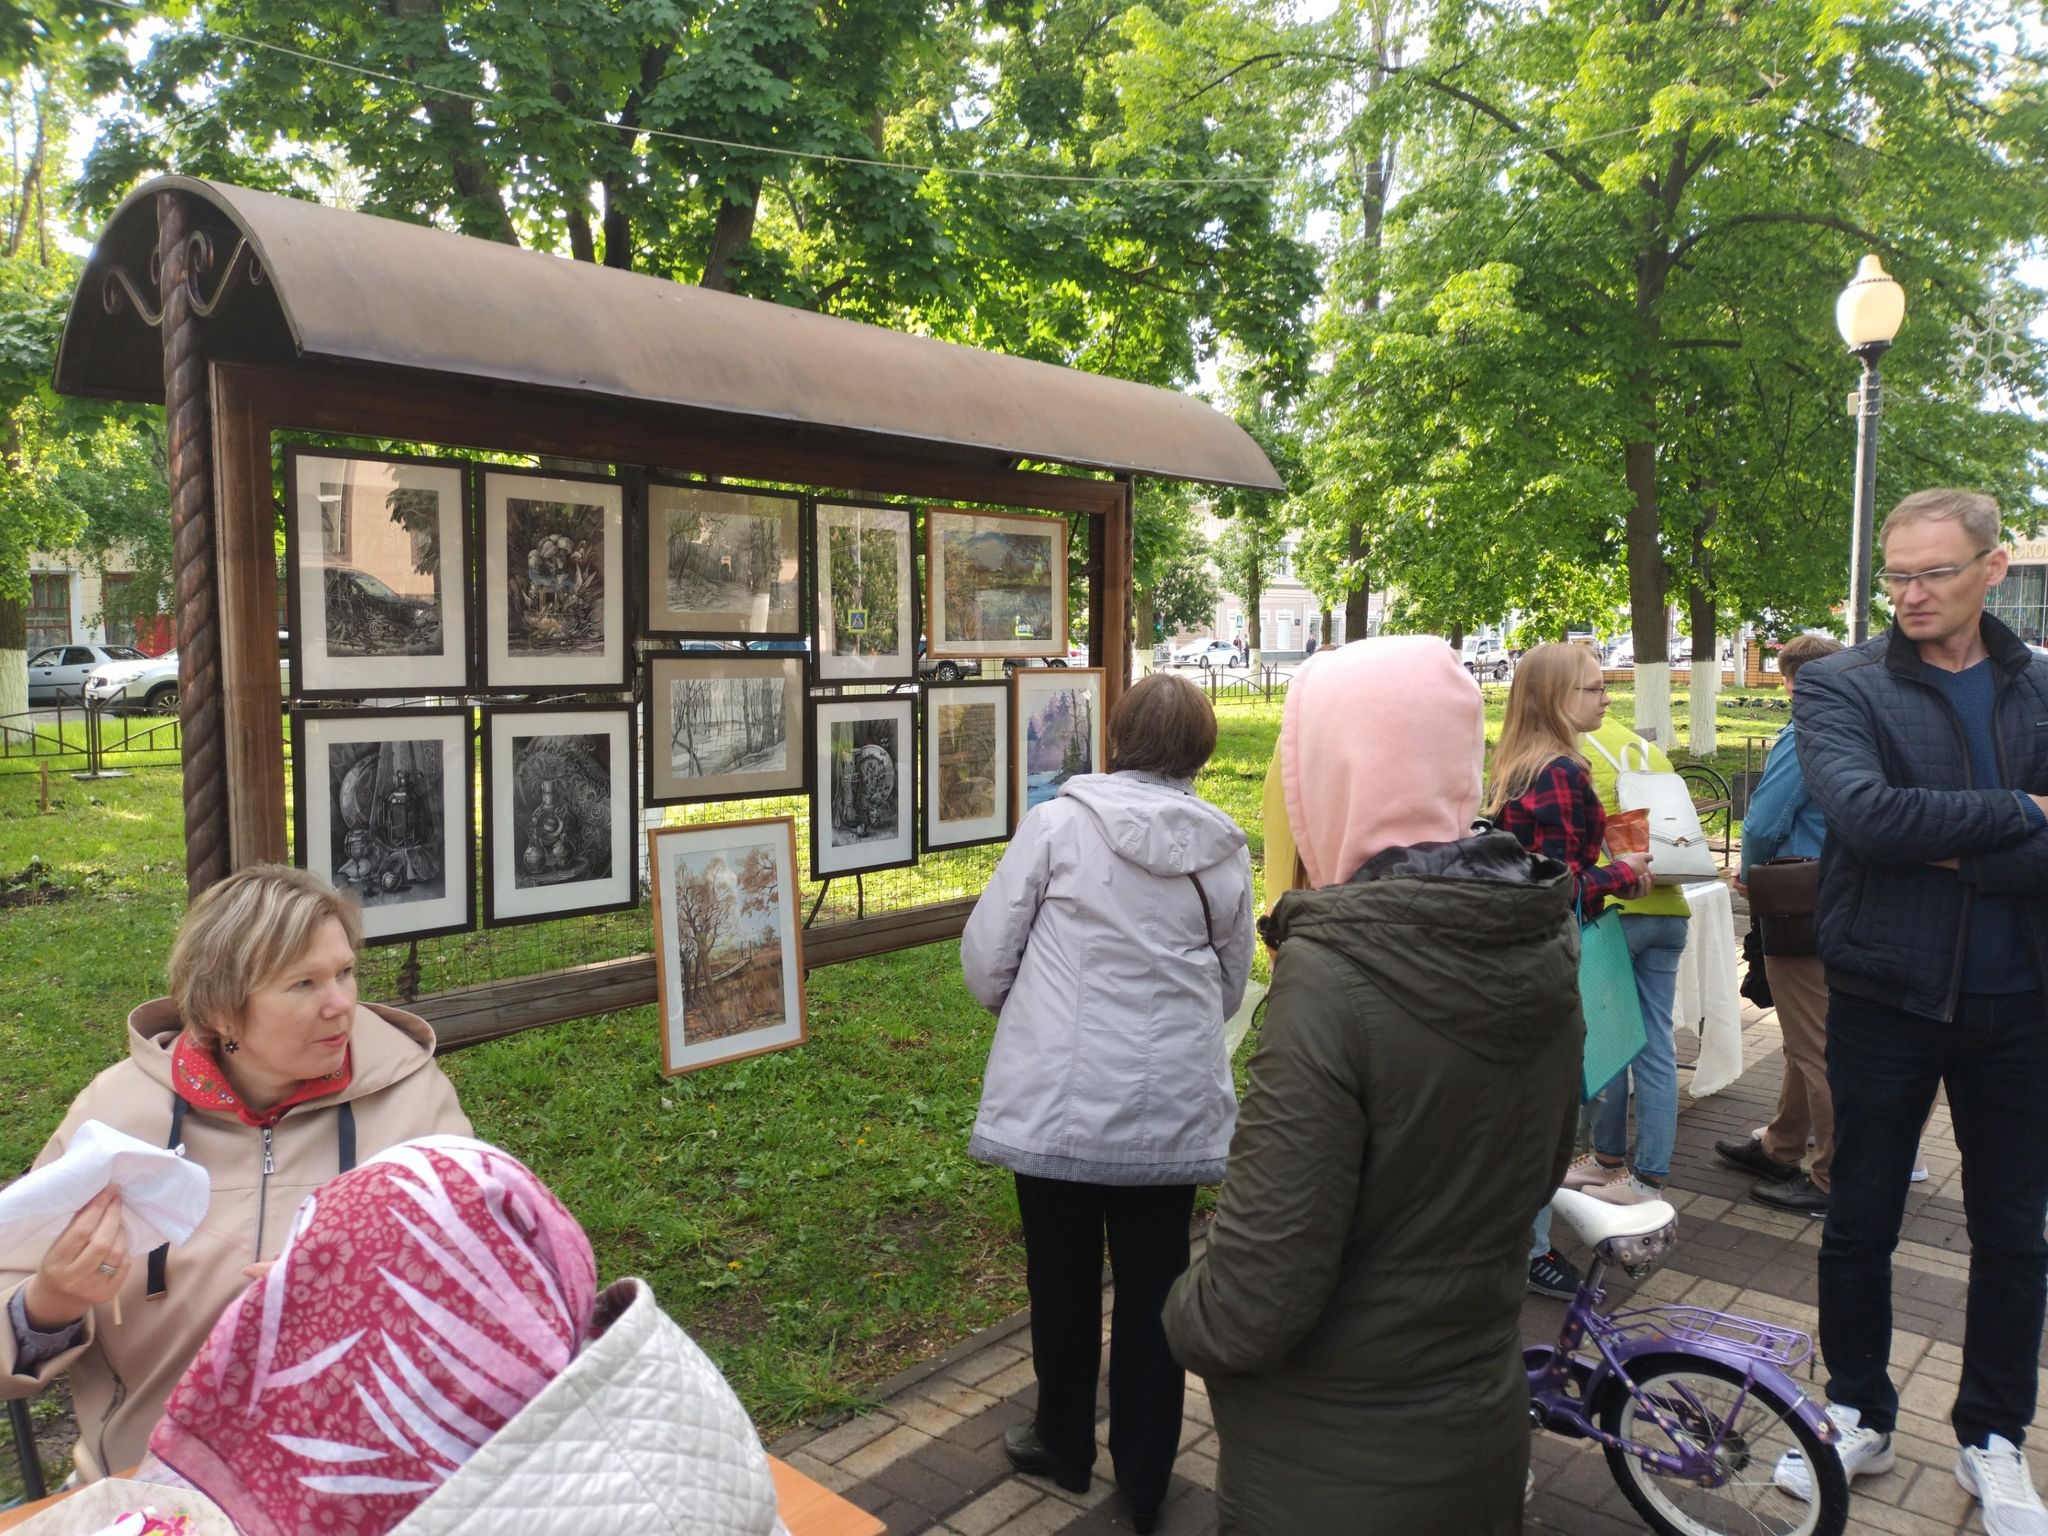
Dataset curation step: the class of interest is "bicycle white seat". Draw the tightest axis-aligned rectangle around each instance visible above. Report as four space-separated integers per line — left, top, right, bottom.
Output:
1551 1185 1678 1247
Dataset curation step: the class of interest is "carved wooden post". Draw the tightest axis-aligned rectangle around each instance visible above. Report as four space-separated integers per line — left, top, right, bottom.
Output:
159 191 229 896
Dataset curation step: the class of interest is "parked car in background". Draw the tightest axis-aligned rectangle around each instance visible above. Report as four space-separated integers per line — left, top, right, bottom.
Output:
1460 637 1511 680
25 643 146 704
916 642 982 682
85 633 292 714
1172 639 1240 669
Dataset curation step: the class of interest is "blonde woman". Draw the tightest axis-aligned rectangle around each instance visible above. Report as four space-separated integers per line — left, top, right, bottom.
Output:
1488 643 1652 1296
0 865 471 1481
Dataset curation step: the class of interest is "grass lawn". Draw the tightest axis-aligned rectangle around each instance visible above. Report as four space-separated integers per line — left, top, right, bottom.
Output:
0 679 1768 1496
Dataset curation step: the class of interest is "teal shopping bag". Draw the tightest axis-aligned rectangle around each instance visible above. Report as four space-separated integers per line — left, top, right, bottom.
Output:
1578 900 1647 1102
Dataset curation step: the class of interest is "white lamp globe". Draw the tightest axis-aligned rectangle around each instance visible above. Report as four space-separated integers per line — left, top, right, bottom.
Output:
1836 254 1906 350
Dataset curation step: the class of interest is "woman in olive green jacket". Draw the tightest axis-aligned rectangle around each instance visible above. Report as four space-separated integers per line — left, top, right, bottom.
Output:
1163 637 1583 1534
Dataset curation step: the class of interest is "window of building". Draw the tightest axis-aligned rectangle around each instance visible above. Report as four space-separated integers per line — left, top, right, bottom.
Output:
26 572 70 652
1989 562 2047 646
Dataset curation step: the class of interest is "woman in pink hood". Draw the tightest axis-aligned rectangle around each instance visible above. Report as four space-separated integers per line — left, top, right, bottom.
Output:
1163 637 1583 1535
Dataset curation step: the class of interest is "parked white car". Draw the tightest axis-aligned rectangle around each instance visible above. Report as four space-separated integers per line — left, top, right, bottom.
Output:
1172 639 1240 669
85 633 291 714
1460 637 1510 680
25 643 147 704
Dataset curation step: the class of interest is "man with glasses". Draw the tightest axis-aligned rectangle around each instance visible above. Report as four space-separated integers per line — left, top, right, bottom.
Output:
1776 489 2048 1535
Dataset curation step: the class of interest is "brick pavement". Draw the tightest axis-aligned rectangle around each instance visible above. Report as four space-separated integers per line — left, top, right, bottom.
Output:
772 935 2043 1535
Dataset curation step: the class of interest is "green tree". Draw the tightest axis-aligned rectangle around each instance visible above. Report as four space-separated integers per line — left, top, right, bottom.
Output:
1321 0 2048 743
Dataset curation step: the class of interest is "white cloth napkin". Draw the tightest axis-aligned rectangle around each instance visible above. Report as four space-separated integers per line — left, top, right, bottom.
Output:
0 1119 211 1255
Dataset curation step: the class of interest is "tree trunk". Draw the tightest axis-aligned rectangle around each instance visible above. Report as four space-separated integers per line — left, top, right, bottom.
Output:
1687 507 1719 757
1247 587 1263 670
0 593 24 719
567 204 595 263
1625 242 1672 745
702 185 760 293
1343 524 1372 644
1134 588 1156 674
601 175 632 270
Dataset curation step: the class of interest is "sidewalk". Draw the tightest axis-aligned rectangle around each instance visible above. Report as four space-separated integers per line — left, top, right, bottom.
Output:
770 967 2039 1535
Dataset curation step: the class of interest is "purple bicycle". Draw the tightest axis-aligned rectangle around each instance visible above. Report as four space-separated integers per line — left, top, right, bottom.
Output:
1528 1188 1848 1536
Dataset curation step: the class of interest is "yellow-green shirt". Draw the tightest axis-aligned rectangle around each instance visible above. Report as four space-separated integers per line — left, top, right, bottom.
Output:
1580 718 1692 918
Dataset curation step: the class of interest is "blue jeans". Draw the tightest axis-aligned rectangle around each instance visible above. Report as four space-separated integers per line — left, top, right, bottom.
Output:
1820 990 2048 1446
1590 914 1688 1183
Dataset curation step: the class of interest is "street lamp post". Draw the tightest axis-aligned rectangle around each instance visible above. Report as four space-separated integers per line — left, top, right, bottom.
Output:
1837 254 1907 644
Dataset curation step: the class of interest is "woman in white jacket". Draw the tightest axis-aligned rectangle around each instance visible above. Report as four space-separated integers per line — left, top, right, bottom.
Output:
962 672 1253 1535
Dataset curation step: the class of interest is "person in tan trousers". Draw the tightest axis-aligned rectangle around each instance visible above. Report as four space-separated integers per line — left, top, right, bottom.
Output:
1716 634 1842 1214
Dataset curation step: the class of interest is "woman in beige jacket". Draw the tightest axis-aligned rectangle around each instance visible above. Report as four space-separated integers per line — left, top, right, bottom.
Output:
0 864 470 1481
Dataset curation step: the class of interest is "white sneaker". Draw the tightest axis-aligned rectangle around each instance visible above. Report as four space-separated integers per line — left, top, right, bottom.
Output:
1562 1154 1631 1194
1587 1174 1662 1207
1774 1404 1894 1499
1957 1436 2048 1536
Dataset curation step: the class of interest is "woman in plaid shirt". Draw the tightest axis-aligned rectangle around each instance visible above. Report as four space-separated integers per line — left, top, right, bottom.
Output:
1487 642 1652 1298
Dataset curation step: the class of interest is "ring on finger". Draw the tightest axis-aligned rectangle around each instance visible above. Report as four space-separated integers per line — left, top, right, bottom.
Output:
95 1261 119 1276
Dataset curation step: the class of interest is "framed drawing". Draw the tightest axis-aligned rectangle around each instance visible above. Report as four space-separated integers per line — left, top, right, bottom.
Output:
809 694 917 879
644 480 802 638
924 507 1069 658
482 703 636 927
649 817 808 1075
284 448 472 697
923 681 1011 851
1013 667 1104 822
292 708 474 944
479 467 627 690
812 499 917 683
644 653 805 807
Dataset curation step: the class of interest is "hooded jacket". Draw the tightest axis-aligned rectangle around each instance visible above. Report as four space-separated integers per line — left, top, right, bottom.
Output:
1162 833 1581 1534
962 770 1254 1185
0 998 470 1480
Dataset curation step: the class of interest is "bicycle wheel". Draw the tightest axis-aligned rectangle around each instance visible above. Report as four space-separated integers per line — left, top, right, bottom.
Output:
1599 1353 1847 1536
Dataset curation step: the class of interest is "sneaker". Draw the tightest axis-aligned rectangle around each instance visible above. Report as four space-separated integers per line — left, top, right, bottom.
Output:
1527 1247 1582 1300
1775 1404 1894 1499
1911 1164 1930 1183
1562 1154 1631 1194
1587 1174 1662 1207
1957 1435 2048 1536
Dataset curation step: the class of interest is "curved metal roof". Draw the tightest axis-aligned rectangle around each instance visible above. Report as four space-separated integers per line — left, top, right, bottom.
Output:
57 177 1283 492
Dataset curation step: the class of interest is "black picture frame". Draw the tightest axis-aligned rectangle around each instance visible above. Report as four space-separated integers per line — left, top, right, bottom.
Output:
477 465 629 692
920 679 1012 852
481 701 638 928
641 477 806 641
642 651 807 808
290 706 477 945
808 497 919 685
807 692 918 880
282 446 474 699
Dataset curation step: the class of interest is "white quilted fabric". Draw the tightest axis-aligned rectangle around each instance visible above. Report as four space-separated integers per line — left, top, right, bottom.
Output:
388 1278 788 1536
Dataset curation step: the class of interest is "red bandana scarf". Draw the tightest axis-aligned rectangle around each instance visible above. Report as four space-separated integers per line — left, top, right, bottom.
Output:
170 1033 353 1127
150 1137 598 1536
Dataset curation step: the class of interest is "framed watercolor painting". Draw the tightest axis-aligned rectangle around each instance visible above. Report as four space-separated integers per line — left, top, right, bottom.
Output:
649 817 808 1076
283 448 471 697
922 680 1010 852
482 703 636 927
1012 667 1104 823
811 499 917 683
292 708 474 944
643 653 805 807
809 694 917 879
924 507 1069 659
644 479 802 638
478 467 627 690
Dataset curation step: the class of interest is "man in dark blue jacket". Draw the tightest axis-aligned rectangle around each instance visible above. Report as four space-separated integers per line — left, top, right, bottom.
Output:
1780 489 2048 1536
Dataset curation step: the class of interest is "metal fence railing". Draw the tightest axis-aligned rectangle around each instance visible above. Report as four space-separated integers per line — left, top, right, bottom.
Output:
0 701 184 775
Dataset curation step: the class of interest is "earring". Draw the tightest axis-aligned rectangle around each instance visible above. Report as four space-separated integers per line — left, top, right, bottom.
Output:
221 1037 239 1054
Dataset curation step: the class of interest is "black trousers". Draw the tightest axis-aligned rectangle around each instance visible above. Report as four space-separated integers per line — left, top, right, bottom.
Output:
1820 990 2048 1446
1013 1173 1196 1506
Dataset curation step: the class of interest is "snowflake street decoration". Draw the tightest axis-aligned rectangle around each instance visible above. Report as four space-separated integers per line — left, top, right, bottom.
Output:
1951 296 2040 403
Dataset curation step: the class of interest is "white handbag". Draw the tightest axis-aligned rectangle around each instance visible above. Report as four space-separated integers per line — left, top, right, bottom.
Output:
1586 735 1719 883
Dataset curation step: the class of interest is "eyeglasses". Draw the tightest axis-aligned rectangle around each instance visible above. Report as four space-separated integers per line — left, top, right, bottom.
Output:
1878 549 1993 593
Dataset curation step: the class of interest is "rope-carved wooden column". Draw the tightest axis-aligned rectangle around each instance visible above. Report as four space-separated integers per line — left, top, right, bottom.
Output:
158 193 226 893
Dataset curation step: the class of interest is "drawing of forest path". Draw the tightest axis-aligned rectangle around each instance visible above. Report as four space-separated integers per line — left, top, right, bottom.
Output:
669 677 787 779
672 844 786 1043
666 507 790 620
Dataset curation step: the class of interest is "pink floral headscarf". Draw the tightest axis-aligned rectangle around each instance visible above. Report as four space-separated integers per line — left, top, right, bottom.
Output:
150 1136 598 1536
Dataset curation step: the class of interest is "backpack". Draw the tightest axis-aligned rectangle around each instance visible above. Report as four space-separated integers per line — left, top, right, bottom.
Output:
1585 734 1718 883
